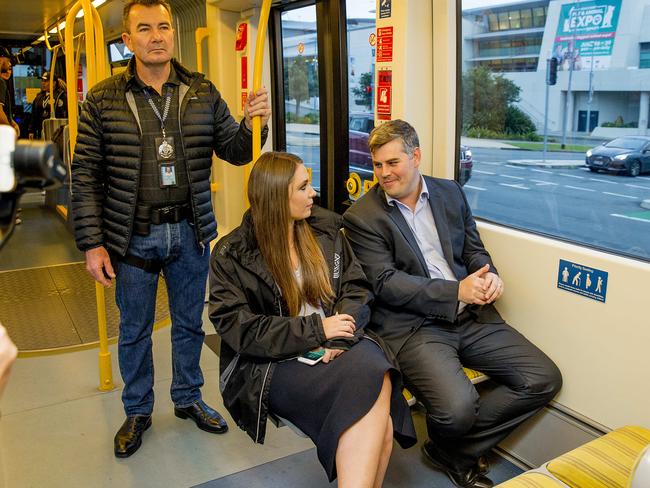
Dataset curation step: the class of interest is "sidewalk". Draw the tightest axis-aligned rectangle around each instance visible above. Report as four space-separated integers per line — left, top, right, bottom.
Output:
506 158 585 169
461 137 519 149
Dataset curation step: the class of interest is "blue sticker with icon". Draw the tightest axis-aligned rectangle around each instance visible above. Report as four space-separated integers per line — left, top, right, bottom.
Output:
557 259 608 303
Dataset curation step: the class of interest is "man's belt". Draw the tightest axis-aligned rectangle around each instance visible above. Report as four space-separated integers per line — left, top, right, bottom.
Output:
150 204 191 225
133 204 191 236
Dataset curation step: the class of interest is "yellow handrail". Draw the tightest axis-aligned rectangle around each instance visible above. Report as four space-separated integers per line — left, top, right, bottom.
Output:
49 45 61 117
195 27 209 73
244 0 272 203
64 0 113 392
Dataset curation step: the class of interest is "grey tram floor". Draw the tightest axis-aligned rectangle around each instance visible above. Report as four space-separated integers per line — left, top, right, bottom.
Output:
1 306 523 487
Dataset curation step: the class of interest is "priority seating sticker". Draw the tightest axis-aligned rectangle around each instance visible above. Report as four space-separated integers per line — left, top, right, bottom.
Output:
557 259 608 303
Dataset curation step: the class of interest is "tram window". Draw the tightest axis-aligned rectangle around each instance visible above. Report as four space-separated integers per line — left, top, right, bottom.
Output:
460 0 650 261
280 6 321 190
346 0 376 195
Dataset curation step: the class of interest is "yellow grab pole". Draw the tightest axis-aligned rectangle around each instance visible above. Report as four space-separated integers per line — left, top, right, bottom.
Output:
65 0 114 391
64 3 82 157
195 27 209 74
244 0 272 204
49 45 60 117
92 6 108 81
95 282 113 390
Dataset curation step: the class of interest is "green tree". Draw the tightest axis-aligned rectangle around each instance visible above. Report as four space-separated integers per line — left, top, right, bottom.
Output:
461 66 535 136
352 72 373 109
288 56 309 116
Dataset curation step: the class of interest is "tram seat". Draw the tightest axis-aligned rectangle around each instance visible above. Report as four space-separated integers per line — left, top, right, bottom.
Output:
496 425 650 487
402 367 489 407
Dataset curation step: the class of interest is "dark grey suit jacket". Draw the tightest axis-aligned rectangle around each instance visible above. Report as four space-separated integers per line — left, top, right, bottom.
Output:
342 175 505 353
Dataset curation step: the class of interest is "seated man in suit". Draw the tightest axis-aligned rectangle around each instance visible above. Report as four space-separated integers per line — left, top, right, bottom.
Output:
342 120 562 488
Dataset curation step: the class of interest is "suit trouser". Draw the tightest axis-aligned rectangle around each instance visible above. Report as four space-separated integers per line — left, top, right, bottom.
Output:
396 309 562 471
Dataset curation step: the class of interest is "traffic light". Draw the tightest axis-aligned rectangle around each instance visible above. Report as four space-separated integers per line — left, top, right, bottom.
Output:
547 57 558 86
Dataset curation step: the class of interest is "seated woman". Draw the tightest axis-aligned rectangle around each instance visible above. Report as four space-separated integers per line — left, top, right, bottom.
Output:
209 151 416 487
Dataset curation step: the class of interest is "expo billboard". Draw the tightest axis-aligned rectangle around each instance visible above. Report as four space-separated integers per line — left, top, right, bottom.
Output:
553 0 622 71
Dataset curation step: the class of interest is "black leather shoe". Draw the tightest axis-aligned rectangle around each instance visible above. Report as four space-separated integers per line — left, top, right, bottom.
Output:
114 415 152 458
422 440 494 488
174 400 228 434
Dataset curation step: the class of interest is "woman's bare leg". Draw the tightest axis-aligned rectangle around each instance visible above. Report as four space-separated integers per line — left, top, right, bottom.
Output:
373 415 394 488
336 373 392 488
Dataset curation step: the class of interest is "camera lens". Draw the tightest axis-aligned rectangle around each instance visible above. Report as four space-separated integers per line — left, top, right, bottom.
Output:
14 140 66 188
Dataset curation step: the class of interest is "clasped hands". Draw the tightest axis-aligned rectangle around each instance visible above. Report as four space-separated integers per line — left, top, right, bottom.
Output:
457 264 504 305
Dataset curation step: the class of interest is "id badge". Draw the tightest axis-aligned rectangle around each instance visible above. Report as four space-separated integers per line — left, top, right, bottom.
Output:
155 136 175 160
159 162 177 187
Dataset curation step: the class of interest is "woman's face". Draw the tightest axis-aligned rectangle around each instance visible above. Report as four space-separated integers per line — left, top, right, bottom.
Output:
288 163 316 221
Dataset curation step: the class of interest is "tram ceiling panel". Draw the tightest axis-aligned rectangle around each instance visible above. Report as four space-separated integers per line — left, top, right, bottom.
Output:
0 0 77 41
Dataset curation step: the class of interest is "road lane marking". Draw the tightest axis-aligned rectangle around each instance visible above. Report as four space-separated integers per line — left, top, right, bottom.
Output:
479 162 501 165
530 179 558 186
474 170 496 175
603 191 637 199
565 185 595 192
531 169 553 174
464 185 487 191
499 183 530 190
626 184 650 190
559 173 585 179
501 174 525 180
589 178 618 185
611 214 650 223
504 164 526 170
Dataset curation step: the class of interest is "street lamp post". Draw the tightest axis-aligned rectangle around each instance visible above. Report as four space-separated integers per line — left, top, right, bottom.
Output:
561 1 580 149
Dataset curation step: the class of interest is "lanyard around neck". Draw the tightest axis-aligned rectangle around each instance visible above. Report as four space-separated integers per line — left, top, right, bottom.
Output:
143 86 173 138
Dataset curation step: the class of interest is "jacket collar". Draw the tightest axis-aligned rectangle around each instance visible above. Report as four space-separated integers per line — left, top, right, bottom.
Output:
372 177 453 276
226 206 340 290
123 57 200 91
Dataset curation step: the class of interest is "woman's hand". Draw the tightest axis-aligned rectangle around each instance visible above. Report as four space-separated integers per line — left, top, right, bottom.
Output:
321 313 356 340
321 348 344 363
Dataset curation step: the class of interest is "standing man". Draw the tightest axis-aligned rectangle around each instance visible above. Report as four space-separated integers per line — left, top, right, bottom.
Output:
28 71 68 140
0 47 19 137
72 0 271 458
343 120 561 488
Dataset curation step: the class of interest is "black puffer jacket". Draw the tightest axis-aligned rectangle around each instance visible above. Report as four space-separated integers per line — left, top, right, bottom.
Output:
72 58 265 255
208 206 373 443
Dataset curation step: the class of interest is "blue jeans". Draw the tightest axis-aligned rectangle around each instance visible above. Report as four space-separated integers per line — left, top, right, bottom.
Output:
115 219 209 416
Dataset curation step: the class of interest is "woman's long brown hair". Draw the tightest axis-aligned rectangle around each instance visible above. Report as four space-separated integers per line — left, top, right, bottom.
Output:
248 152 334 316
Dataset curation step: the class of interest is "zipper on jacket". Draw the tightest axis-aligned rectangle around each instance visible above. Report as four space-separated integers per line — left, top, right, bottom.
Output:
177 80 202 245
254 362 273 443
254 284 283 443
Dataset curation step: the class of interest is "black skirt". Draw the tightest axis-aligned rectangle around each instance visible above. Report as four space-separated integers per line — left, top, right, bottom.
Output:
268 337 417 481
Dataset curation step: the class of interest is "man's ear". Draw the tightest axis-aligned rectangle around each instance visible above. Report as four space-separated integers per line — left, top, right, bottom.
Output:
121 32 132 52
412 147 422 168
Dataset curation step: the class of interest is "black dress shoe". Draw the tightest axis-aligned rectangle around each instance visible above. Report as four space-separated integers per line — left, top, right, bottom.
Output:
422 440 494 488
174 400 228 434
114 415 152 458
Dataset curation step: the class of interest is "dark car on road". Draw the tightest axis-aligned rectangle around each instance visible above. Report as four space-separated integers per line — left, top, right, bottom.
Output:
348 113 472 185
585 136 650 176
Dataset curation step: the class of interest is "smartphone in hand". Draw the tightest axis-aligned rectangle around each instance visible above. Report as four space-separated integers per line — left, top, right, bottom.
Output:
297 348 325 365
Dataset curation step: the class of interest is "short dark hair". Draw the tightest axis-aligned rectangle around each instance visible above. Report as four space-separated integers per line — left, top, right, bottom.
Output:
122 0 173 33
0 46 10 59
368 119 420 157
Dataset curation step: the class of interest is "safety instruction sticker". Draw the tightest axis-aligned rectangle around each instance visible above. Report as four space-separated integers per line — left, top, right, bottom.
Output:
379 0 392 19
557 259 608 303
377 27 393 63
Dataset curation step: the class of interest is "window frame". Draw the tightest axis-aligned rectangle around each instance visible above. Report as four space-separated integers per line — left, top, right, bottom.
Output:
269 0 350 212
